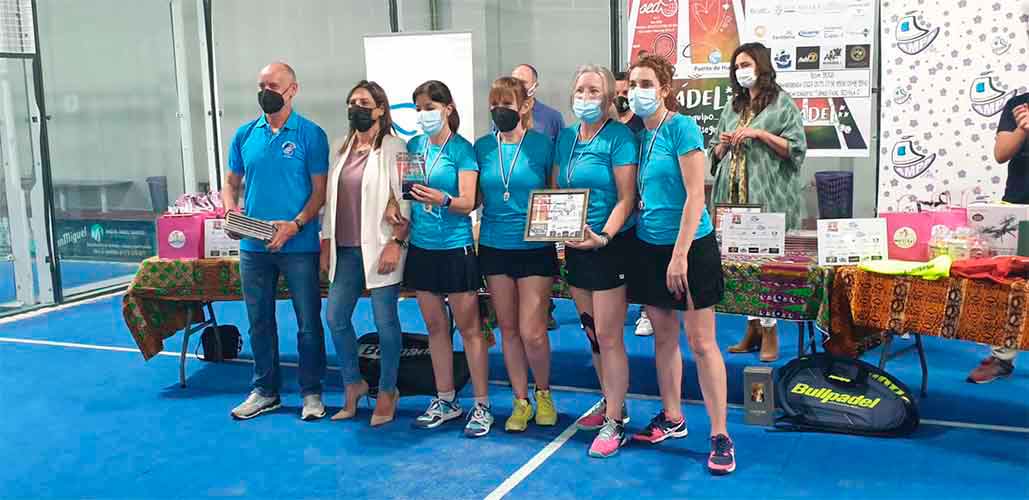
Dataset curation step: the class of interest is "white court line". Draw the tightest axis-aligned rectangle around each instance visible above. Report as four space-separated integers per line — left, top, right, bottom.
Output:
2 336 1027 436
483 405 595 500
0 290 124 325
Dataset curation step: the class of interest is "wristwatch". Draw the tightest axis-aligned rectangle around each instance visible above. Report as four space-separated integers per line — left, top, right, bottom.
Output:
293 216 305 230
392 237 408 249
441 194 453 209
596 231 611 247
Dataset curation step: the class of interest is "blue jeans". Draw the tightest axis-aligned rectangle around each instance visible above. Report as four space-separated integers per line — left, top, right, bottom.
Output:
239 250 326 397
326 247 402 393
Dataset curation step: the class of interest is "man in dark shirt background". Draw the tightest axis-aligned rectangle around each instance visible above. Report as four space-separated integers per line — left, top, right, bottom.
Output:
967 93 1028 384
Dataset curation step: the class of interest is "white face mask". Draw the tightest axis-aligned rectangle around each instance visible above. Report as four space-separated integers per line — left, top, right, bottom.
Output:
526 82 538 98
736 67 757 89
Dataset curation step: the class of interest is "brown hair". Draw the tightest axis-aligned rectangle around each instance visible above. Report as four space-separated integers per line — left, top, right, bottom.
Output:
488 76 533 130
730 42 782 115
629 53 679 112
342 80 393 152
412 80 460 133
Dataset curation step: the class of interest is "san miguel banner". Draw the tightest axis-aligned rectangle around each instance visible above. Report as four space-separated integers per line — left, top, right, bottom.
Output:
627 0 875 157
877 2 1027 212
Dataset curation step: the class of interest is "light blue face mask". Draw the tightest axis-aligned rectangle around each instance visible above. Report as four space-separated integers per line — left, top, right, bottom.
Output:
572 98 604 124
417 109 444 136
628 87 659 118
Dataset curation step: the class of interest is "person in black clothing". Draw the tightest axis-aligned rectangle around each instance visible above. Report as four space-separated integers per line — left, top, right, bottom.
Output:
967 93 1028 384
614 70 646 134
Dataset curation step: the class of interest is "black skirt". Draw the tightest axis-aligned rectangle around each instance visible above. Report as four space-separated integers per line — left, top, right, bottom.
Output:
403 244 481 294
564 228 634 291
478 245 560 280
627 231 725 311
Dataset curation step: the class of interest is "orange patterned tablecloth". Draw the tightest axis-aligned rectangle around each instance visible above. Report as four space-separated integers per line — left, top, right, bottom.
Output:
826 267 1029 357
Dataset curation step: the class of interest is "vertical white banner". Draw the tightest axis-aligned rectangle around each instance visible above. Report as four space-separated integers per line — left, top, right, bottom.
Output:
878 2 1028 212
363 32 475 143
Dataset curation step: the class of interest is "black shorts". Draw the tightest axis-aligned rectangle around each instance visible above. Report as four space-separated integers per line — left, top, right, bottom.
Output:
478 245 560 280
627 231 725 311
564 228 634 291
403 244 481 294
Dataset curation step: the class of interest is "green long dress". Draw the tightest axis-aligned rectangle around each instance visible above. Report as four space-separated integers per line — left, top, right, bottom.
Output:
708 90 807 230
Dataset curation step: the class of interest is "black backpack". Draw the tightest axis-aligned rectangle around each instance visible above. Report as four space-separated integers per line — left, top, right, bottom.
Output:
776 353 919 437
357 332 470 397
198 325 243 362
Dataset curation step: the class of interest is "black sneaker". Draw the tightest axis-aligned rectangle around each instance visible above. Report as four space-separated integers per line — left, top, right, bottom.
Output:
632 411 688 444
708 434 736 475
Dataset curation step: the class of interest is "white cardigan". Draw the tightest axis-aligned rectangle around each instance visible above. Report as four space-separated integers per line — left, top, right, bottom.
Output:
320 134 411 289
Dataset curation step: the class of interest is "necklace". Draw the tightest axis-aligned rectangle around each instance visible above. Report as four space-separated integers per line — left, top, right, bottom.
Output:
564 119 610 186
496 131 526 202
637 110 669 210
421 131 452 213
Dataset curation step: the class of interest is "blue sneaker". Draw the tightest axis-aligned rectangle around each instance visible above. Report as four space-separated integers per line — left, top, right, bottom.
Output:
464 402 494 438
413 398 463 429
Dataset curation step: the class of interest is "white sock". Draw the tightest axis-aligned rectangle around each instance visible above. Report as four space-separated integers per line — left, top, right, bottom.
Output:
438 390 456 402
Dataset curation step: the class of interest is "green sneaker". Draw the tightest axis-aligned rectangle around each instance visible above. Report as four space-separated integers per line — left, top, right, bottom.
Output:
505 398 534 432
534 389 558 426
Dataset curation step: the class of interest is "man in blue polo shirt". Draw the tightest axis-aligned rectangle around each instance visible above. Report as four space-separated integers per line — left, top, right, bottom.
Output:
512 64 565 141
222 62 329 421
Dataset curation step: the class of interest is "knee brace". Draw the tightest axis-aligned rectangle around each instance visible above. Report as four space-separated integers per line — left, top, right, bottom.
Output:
580 312 600 354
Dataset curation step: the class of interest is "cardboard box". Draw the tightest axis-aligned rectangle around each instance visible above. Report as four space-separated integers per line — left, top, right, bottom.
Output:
967 204 1029 256
744 366 775 426
204 218 240 258
157 213 210 260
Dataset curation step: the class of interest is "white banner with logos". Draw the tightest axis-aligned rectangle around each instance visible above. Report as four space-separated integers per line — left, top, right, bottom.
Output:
627 0 875 157
877 2 1027 212
363 32 475 143
741 0 875 158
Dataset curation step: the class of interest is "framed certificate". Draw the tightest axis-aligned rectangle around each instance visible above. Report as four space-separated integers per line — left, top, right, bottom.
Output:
524 189 590 242
721 212 787 257
397 152 426 201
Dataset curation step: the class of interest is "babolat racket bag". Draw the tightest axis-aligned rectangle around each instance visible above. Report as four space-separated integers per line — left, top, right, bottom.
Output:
357 332 470 397
776 353 919 436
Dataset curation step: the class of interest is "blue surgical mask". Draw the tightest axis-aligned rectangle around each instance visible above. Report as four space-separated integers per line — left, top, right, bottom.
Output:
572 98 604 124
628 87 659 118
417 109 444 136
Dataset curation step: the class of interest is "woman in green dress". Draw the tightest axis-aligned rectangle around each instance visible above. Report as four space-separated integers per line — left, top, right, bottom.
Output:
708 42 807 362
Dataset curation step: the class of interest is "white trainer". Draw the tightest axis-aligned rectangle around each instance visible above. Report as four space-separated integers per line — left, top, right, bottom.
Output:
301 394 327 421
635 312 654 336
231 392 281 420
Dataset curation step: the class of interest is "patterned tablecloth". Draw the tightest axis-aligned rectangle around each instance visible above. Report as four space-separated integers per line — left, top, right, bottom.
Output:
825 267 1029 357
124 255 832 360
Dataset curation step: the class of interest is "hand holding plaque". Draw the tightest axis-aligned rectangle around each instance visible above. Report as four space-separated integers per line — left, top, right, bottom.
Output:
397 152 426 201
524 189 590 243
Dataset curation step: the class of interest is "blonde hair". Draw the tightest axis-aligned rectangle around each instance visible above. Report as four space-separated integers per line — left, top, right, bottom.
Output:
568 64 619 121
489 76 534 130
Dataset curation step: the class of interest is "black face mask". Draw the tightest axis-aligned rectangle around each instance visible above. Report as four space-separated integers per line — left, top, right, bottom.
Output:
258 88 286 114
349 106 376 132
491 107 520 133
614 95 630 115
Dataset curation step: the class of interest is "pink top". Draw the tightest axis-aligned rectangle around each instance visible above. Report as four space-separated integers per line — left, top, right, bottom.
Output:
335 148 370 247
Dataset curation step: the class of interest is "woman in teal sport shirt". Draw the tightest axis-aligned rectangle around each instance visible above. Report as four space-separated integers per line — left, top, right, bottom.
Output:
403 80 493 438
474 76 560 433
624 54 734 475
552 64 639 459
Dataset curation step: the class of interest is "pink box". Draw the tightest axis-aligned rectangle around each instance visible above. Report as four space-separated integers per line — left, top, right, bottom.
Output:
882 209 969 262
157 213 212 260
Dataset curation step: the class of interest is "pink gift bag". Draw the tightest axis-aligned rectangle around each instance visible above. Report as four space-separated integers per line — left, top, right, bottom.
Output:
157 213 214 260
882 212 933 261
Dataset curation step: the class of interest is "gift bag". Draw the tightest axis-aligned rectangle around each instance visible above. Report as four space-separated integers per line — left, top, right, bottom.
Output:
882 211 933 261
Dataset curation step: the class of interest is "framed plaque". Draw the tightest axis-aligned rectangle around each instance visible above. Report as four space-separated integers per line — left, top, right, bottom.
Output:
524 189 590 242
397 152 426 201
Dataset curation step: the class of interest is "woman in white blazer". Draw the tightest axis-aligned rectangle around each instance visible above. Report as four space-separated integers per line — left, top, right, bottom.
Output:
320 80 410 426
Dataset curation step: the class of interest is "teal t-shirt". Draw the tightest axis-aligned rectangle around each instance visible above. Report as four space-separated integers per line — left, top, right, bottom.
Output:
406 133 479 250
474 130 553 250
554 119 639 233
636 113 714 245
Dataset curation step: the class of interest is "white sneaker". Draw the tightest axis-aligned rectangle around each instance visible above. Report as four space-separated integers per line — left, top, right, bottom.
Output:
635 313 654 336
231 392 281 420
301 394 326 421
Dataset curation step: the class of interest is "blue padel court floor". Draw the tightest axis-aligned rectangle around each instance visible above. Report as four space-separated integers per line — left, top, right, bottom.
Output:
0 293 1027 499
0 260 138 306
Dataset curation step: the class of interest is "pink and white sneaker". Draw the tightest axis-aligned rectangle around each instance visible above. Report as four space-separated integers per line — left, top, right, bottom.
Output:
576 399 629 431
588 418 628 458
707 434 736 475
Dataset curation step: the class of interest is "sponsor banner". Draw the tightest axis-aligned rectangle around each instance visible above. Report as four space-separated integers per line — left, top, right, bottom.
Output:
55 219 156 262
877 3 1026 211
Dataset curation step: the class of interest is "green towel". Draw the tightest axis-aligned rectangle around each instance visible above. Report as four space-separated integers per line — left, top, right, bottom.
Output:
858 255 952 280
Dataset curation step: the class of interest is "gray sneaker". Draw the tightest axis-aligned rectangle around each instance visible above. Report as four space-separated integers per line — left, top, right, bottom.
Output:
301 394 326 421
231 392 281 420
